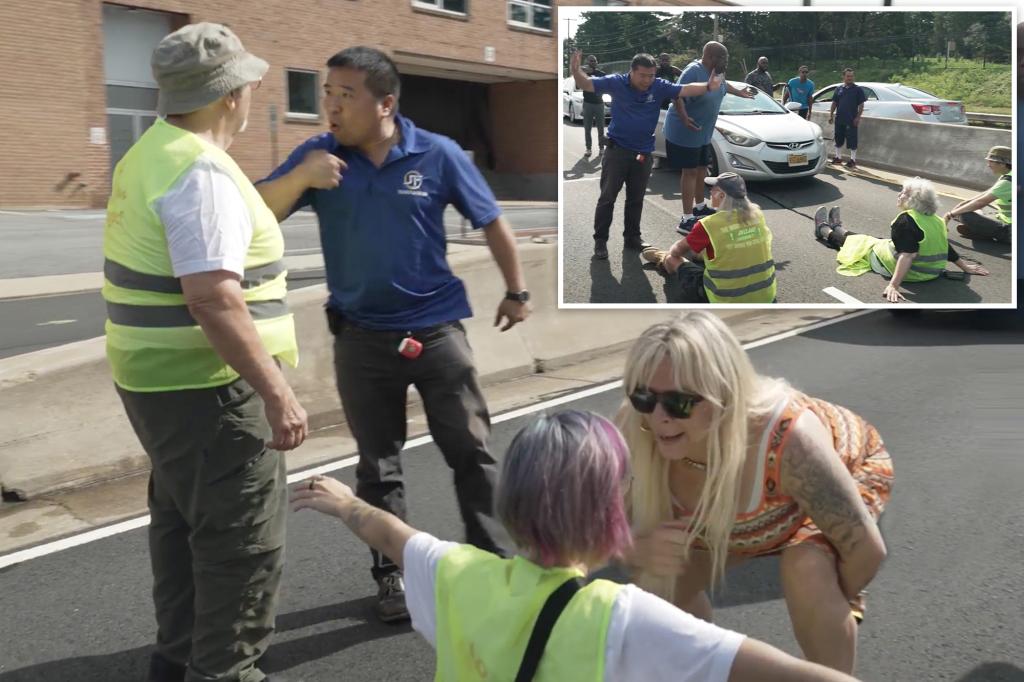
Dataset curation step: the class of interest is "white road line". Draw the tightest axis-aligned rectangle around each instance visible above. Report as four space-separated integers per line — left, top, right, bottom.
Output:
35 319 77 326
563 177 600 184
822 287 864 305
0 309 875 570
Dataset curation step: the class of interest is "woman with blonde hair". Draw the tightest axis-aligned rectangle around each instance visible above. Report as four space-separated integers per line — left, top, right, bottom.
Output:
813 176 988 303
618 311 893 674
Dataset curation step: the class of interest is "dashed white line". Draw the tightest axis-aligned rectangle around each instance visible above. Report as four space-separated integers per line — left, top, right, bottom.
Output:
0 309 874 570
35 320 77 326
823 287 864 305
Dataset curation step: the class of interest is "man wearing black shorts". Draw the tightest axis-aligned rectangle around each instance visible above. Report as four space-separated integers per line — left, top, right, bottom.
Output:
828 68 866 169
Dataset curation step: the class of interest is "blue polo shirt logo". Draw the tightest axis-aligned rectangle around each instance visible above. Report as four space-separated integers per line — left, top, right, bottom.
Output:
403 170 424 191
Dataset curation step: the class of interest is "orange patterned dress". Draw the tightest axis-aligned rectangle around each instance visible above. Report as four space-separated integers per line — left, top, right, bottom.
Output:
672 393 894 617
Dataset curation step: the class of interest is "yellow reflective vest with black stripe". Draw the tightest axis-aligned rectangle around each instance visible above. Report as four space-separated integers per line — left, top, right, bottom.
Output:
872 210 948 283
700 209 776 303
102 118 298 392
434 544 622 681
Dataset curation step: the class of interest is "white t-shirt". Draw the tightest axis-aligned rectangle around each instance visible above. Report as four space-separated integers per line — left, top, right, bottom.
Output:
154 155 254 278
403 532 744 682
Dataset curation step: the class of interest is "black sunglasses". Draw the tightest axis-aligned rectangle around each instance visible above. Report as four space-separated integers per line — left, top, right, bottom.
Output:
629 388 704 420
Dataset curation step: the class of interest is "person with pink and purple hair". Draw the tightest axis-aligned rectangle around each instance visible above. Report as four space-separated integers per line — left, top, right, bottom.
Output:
291 410 859 681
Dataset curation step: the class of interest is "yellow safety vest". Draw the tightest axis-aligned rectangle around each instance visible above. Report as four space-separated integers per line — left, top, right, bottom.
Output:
872 210 948 283
103 118 298 392
434 545 622 682
700 210 776 303
994 170 1012 224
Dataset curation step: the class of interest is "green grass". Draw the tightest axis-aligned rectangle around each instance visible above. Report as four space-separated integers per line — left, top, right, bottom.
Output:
746 56 1010 110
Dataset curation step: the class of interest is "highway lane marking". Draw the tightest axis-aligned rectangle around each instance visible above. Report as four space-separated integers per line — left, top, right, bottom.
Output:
0 308 876 570
563 177 600 184
822 287 864 304
35 319 77 326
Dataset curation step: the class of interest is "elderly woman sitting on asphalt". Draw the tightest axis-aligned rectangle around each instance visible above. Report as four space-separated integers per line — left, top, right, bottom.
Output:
292 410 858 681
942 145 1013 245
642 172 777 304
813 176 989 303
618 311 893 676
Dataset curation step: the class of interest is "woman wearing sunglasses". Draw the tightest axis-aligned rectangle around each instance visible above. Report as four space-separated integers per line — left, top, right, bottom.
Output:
292 410 858 681
618 311 893 675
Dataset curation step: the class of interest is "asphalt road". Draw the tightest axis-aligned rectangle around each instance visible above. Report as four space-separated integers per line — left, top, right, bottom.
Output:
0 272 328 360
561 121 1015 305
0 205 556 279
1 311 1022 681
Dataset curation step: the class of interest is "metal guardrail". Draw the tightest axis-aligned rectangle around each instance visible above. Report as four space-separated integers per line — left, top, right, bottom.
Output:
966 112 1011 126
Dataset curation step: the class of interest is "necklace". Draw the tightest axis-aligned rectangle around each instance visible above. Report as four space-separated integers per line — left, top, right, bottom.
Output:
681 457 707 472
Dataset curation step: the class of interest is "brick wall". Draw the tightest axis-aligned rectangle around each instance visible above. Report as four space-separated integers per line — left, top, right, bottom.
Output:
0 0 560 207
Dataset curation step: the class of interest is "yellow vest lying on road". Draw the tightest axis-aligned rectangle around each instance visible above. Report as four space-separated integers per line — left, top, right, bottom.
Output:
434 544 623 681
872 209 948 283
103 118 298 392
700 210 776 304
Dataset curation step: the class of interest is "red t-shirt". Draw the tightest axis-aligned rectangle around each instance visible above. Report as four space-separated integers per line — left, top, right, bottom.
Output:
686 221 714 259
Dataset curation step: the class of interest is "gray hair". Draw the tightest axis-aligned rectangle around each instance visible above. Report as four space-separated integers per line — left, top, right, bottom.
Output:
717 195 763 226
899 177 938 215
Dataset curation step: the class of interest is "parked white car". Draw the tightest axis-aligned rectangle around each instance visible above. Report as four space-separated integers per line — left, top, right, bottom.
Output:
562 77 611 122
809 82 967 124
653 81 827 181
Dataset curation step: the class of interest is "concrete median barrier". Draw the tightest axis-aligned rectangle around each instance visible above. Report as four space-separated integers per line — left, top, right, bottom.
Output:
0 243 692 499
810 111 1010 191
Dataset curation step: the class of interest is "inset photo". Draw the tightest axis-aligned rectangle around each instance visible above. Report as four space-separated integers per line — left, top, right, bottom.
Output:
559 8 1016 307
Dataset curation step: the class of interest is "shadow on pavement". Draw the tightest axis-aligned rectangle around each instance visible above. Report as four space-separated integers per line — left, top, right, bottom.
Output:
0 597 406 682
802 307 1024 348
588 250 658 304
956 662 1024 682
563 154 603 181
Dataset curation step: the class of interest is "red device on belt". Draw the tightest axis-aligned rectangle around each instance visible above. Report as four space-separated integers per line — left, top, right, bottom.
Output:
398 336 423 359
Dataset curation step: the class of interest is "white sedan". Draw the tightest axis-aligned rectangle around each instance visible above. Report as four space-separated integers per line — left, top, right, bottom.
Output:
809 82 967 124
654 81 827 181
562 77 611 122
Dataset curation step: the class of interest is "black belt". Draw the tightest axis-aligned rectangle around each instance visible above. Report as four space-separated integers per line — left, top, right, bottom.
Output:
325 306 455 338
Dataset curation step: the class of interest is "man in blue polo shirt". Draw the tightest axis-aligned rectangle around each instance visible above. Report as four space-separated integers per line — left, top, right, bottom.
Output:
828 68 867 168
256 47 529 623
570 49 721 260
664 41 756 236
784 65 815 120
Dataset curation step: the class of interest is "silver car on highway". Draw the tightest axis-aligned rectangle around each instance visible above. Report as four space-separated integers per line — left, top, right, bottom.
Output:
809 82 967 124
654 81 827 181
562 77 611 122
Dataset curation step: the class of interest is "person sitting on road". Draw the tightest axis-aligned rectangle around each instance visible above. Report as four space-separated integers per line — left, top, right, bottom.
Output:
812 176 989 303
292 410 860 682
943 146 1012 245
617 311 894 675
642 172 776 304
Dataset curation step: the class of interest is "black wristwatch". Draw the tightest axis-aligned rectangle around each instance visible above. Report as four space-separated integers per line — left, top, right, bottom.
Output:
505 290 530 303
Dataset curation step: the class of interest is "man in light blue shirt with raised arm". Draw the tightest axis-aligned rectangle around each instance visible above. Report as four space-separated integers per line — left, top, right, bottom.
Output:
662 41 755 236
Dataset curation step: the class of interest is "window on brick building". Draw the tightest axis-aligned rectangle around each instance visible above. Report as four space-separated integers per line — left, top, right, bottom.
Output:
412 0 467 15
507 0 551 31
287 69 320 118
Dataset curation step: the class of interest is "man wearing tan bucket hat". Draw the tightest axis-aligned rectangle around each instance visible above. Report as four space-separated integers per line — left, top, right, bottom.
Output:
102 22 305 682
943 145 1013 244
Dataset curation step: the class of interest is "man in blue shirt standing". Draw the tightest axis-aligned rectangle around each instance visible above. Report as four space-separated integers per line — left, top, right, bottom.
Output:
257 47 529 623
664 42 756 235
784 65 815 120
828 68 867 168
570 49 721 260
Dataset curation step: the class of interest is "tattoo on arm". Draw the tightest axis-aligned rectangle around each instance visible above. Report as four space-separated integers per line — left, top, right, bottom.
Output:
781 413 872 557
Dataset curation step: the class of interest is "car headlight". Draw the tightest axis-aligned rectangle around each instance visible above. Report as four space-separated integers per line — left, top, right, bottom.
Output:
810 123 823 141
717 127 761 147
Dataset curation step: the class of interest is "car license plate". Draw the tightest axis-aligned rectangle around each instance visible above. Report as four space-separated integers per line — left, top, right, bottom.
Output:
788 154 808 167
